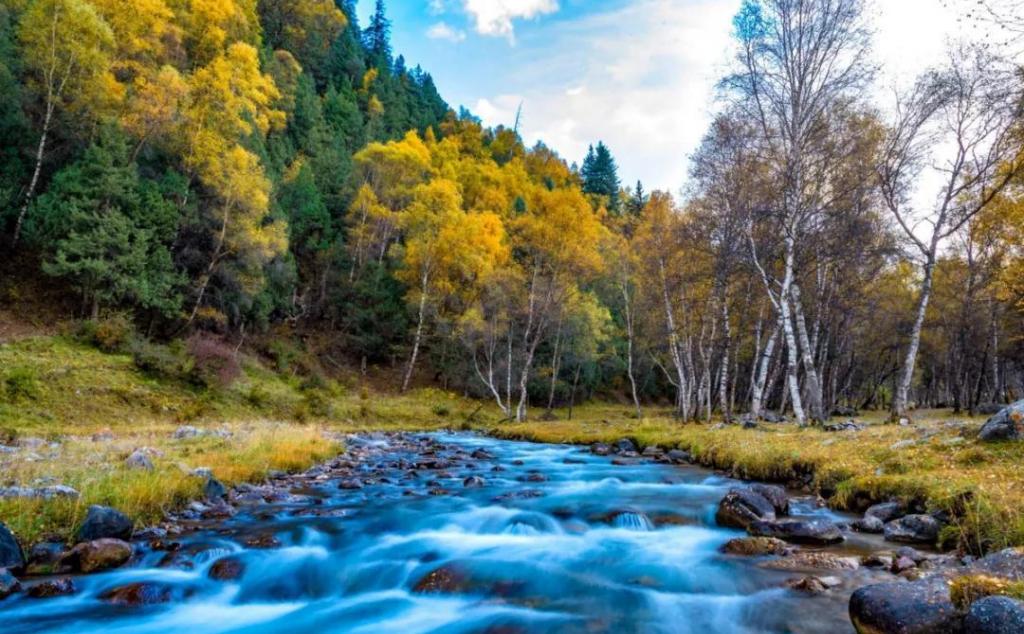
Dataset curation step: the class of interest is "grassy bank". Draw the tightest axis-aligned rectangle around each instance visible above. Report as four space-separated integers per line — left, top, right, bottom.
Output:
0 336 489 545
3 335 1023 555
491 406 1023 554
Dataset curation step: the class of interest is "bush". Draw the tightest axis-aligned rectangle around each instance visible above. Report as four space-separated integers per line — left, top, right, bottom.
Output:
130 338 187 380
4 367 40 402
432 404 451 417
186 334 241 389
247 384 272 409
267 339 301 373
78 314 136 352
949 574 1024 610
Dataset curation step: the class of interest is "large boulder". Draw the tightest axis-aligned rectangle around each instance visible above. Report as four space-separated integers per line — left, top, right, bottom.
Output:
979 401 1024 442
884 514 941 545
747 518 845 545
963 596 1024 634
750 483 790 515
78 505 133 542
26 577 76 599
850 580 963 634
853 516 885 534
715 488 777 529
0 522 24 573
969 548 1024 580
61 539 132 573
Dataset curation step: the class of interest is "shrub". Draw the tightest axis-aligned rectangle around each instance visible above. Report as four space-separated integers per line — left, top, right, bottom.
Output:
78 314 136 352
247 384 271 409
186 334 241 389
4 367 40 402
267 339 301 373
130 338 187 380
432 404 451 417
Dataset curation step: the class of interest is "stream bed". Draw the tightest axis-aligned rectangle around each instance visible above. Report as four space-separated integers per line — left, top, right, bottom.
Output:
0 433 893 633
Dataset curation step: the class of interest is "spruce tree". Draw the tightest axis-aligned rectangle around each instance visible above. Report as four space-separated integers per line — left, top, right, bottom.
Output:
581 141 622 214
363 0 392 71
628 180 647 216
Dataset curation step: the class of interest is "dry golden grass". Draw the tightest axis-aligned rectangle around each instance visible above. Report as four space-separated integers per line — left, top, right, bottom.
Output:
949 572 1024 609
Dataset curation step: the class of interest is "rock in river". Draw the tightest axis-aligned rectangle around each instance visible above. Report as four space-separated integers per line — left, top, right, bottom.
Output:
0 522 24 573
0 568 21 600
100 582 172 606
721 537 791 556
747 518 845 545
849 580 962 634
78 505 133 542
61 539 132 573
883 514 941 544
750 483 790 515
715 488 776 529
963 596 1024 634
978 401 1024 441
26 578 76 599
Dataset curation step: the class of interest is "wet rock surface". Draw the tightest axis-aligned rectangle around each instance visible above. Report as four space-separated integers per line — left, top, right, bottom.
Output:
715 488 777 529
748 518 845 545
0 522 24 573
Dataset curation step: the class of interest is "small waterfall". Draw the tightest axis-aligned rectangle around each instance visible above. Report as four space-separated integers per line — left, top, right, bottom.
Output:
612 511 655 531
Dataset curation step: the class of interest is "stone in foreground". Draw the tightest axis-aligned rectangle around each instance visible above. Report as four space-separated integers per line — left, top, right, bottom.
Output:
715 488 776 529
0 522 24 573
78 505 133 542
849 580 962 634
963 595 1024 634
978 401 1024 441
883 514 941 544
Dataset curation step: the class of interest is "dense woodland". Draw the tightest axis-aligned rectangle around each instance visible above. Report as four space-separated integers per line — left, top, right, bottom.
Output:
1 0 1023 424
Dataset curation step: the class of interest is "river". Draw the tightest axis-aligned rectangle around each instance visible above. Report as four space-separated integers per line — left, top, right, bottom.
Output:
0 432 891 633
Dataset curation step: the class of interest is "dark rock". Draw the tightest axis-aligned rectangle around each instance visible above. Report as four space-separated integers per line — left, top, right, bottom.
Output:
100 582 172 606
849 580 962 634
666 449 690 464
0 522 24 573
641 446 664 457
969 548 1024 580
747 518 845 545
742 418 758 429
721 536 791 556
853 516 885 534
463 476 486 488
963 596 1024 633
243 533 281 549
0 568 21 599
78 505 133 542
750 484 790 515
715 488 776 529
470 449 495 460
979 401 1024 441
525 472 547 483
824 421 863 432
203 477 227 500
861 553 894 569
866 501 905 523
895 546 930 564
208 556 245 581
613 438 637 454
884 514 941 544
61 538 132 573
760 410 786 423
26 577 76 599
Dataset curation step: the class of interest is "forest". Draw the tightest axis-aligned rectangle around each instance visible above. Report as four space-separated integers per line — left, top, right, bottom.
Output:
0 0 1022 429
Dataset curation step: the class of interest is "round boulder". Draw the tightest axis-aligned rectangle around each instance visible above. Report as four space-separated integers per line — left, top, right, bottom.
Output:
78 505 133 542
99 582 172 606
62 538 132 573
750 483 790 515
715 488 777 529
849 580 962 634
964 595 1024 634
721 536 791 556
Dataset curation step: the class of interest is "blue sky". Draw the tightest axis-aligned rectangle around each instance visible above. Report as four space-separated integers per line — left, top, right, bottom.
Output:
355 0 983 196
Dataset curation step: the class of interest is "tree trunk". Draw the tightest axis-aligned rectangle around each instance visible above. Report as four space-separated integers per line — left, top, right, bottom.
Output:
401 277 429 393
752 321 781 419
778 238 807 425
12 101 54 246
621 281 642 419
718 290 733 422
893 257 936 418
658 257 688 419
790 284 825 422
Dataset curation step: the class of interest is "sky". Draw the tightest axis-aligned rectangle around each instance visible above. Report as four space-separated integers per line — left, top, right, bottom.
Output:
357 0 991 196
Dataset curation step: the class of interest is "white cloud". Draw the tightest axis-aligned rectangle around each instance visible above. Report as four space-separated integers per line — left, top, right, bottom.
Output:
462 0 559 41
428 0 447 15
427 21 467 43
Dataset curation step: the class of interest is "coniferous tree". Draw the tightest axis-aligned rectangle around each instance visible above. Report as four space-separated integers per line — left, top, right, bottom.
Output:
363 0 392 71
581 141 621 214
628 180 647 216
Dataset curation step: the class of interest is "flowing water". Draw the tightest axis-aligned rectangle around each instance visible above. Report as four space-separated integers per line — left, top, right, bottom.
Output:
0 433 891 633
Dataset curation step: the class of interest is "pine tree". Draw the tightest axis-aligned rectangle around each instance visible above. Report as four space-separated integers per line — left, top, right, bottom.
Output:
628 180 647 216
363 0 392 71
581 141 621 214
